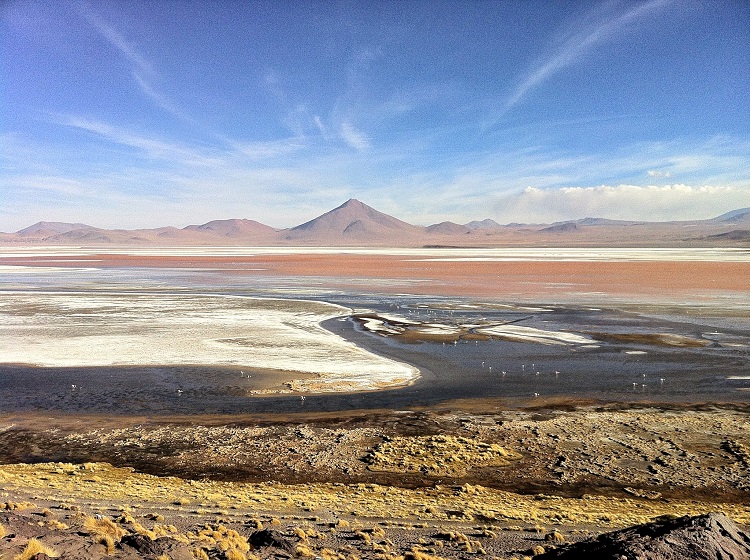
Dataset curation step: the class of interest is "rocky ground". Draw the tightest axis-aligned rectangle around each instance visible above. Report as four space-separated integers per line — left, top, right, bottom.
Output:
1 403 749 559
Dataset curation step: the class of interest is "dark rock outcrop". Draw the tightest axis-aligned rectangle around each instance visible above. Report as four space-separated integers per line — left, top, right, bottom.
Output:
119 534 192 559
248 529 296 552
536 513 750 559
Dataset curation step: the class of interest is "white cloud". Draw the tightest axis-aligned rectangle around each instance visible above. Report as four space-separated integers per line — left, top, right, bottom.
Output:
313 115 327 135
502 0 673 113
7 175 87 196
496 184 747 222
647 169 672 178
340 120 370 151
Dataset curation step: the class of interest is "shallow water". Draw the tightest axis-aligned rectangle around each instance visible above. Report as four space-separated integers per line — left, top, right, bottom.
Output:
1 250 748 414
1 293 749 415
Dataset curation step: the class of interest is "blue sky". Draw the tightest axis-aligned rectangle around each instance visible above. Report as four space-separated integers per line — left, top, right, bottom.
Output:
1 0 749 230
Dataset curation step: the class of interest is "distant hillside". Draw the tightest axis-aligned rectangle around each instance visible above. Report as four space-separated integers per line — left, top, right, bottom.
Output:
284 199 423 243
540 222 578 233
465 219 501 230
426 221 471 235
710 208 750 224
16 221 92 237
705 229 750 242
4 204 750 248
184 219 277 237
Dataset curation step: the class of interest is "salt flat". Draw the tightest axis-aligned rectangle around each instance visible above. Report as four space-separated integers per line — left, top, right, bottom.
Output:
0 290 418 393
2 246 749 261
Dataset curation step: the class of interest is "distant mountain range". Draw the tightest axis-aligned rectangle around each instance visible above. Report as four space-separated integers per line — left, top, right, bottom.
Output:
3 200 749 247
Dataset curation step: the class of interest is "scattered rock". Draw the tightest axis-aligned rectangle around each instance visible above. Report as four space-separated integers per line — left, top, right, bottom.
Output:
536 513 750 559
120 534 192 559
248 529 296 552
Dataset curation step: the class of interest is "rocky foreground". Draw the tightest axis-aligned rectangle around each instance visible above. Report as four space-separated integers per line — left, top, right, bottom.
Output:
1 404 749 559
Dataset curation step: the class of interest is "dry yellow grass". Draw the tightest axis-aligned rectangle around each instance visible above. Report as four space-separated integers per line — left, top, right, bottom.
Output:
46 518 69 531
97 534 116 555
83 516 127 540
130 521 157 540
295 544 316 557
545 531 565 543
1 461 749 531
405 551 448 560
14 538 59 560
2 501 35 511
365 435 521 477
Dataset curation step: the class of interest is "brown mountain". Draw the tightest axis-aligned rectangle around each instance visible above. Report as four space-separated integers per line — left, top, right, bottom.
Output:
710 207 750 224
465 218 502 230
540 222 579 233
16 221 92 237
184 219 277 238
283 199 424 244
3 203 750 247
425 221 471 235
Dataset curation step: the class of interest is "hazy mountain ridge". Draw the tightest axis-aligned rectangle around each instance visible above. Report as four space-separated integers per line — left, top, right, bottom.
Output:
16 221 92 237
184 218 278 237
711 207 750 223
3 202 750 247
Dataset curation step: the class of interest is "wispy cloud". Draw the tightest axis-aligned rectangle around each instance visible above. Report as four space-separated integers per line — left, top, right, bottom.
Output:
59 116 224 166
229 138 306 160
502 0 673 113
81 5 196 124
6 175 88 197
340 120 370 150
80 6 153 75
132 72 195 122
